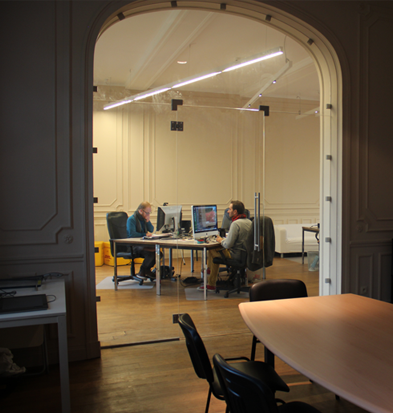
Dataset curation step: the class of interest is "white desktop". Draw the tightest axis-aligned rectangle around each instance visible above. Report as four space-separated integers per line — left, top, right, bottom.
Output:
191 204 219 239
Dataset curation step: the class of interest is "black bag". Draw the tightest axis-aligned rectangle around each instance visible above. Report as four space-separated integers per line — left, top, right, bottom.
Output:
152 265 174 279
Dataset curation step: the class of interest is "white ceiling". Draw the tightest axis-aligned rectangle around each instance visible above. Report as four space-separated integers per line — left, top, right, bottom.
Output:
94 9 320 104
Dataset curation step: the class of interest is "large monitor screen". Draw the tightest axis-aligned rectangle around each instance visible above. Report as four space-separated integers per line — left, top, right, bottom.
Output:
156 205 182 233
191 205 219 239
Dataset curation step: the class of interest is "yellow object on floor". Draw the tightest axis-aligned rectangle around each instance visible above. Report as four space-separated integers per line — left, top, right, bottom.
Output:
94 242 104 267
102 241 143 266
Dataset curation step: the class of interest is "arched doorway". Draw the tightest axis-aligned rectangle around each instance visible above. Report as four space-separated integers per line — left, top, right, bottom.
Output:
87 0 342 302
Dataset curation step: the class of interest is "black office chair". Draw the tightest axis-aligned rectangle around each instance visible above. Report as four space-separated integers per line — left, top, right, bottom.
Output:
249 279 308 363
178 313 289 413
213 353 321 413
214 249 248 298
106 211 150 285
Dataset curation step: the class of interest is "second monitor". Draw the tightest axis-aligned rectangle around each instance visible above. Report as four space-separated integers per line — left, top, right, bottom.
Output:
156 205 182 233
191 204 219 239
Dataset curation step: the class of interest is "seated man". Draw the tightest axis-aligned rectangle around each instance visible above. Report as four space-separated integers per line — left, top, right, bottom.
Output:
197 200 252 291
127 201 156 280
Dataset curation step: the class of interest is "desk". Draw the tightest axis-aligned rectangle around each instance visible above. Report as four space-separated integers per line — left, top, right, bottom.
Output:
301 226 319 264
113 237 220 300
239 294 393 413
0 279 70 413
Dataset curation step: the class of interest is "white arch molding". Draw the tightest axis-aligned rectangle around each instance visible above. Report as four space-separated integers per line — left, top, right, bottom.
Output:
89 0 343 296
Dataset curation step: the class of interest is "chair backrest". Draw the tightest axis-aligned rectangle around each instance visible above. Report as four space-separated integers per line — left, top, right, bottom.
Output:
178 313 214 384
249 279 308 302
106 211 129 255
213 353 279 413
245 216 275 271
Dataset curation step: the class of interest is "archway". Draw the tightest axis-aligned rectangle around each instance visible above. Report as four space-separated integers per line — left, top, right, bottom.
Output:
87 0 342 299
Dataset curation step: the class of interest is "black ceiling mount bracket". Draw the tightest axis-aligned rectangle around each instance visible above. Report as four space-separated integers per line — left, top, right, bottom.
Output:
265 15 272 22
220 4 226 10
171 99 183 111
117 12 125 21
307 38 314 45
171 1 177 7
259 105 270 116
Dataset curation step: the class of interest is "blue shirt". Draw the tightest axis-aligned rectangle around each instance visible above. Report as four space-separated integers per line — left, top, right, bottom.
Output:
126 214 154 238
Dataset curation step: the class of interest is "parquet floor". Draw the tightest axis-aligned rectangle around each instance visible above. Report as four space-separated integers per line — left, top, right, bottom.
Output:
1 256 366 413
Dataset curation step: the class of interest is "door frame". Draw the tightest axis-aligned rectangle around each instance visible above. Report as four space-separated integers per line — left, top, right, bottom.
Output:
86 0 343 298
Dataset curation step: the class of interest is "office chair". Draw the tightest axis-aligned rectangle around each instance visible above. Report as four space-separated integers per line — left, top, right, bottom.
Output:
106 211 150 285
213 354 321 413
214 249 249 298
178 313 289 413
249 279 308 363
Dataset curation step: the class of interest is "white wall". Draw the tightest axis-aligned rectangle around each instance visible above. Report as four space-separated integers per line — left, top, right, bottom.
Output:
93 87 320 242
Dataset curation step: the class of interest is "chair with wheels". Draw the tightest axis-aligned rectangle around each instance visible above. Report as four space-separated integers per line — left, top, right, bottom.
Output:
214 249 249 298
249 279 308 363
213 353 321 413
178 313 289 413
106 211 150 285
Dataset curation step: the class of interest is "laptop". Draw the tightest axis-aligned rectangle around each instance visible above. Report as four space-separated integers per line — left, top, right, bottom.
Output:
0 294 48 314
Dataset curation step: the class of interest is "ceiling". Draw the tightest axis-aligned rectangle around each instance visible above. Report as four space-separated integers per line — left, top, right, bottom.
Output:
93 9 320 105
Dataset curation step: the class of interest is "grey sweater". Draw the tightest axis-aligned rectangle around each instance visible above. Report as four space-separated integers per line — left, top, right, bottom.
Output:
221 218 252 261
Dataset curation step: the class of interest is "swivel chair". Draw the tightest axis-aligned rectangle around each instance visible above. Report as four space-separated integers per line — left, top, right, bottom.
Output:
214 249 249 298
178 313 289 413
213 353 321 413
106 211 150 285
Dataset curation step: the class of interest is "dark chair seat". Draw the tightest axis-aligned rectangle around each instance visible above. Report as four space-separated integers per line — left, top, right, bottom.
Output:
213 353 321 413
178 313 288 413
213 249 248 298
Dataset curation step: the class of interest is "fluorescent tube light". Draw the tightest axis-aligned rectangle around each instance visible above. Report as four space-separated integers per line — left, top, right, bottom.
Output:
172 72 221 88
235 108 260 112
103 47 283 110
133 88 171 101
222 48 283 73
104 99 132 110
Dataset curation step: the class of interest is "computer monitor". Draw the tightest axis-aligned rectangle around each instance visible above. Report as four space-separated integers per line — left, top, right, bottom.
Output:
156 205 182 233
191 205 219 239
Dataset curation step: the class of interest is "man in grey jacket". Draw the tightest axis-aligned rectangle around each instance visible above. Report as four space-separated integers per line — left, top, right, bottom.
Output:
198 200 251 291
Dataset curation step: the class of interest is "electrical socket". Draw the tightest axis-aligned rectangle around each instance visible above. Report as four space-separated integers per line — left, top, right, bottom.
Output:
172 313 185 324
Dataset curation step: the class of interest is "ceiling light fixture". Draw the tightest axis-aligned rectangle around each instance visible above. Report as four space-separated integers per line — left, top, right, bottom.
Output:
133 87 171 101
173 72 221 88
222 47 283 73
103 47 283 110
103 99 133 110
177 60 187 64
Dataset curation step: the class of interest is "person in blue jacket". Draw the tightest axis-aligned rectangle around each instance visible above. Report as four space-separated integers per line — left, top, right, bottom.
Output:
127 201 156 280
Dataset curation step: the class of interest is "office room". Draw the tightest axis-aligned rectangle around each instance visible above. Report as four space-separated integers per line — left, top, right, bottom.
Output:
92 8 321 344
1 1 393 412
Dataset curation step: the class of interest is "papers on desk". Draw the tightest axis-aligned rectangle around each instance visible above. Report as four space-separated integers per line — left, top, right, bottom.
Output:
143 233 173 240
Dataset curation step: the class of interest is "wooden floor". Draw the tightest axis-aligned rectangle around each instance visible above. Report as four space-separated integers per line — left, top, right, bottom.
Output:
1 256 366 413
